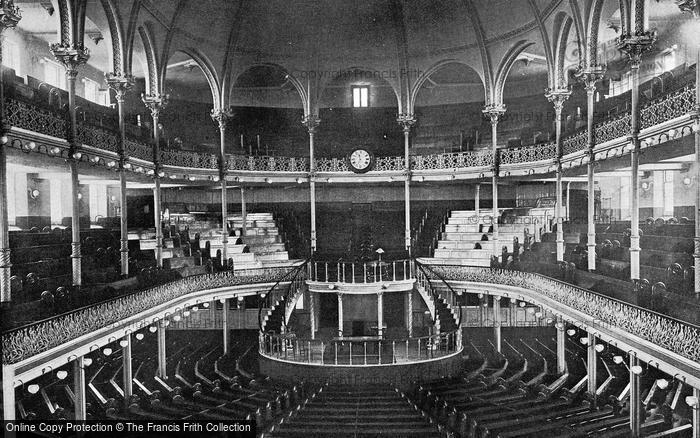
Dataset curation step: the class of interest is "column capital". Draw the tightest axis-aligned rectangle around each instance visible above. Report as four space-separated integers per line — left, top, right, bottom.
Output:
211 107 234 131
575 66 606 93
302 114 321 134
141 93 169 118
105 73 135 103
397 113 416 133
676 0 700 17
50 43 90 78
616 32 657 67
0 0 21 30
545 88 572 113
482 104 506 125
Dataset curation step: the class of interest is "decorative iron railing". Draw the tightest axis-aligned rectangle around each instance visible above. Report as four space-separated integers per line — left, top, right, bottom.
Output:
1 266 300 365
420 265 700 364
307 259 414 283
227 155 309 172
499 142 556 165
4 82 697 173
410 150 493 170
259 330 461 365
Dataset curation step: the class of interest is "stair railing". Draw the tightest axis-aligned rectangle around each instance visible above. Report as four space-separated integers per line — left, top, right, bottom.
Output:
257 258 311 333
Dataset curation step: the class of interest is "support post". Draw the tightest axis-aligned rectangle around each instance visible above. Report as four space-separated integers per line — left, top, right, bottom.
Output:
122 333 132 404
73 356 86 420
546 89 571 262
398 114 416 253
222 298 229 354
483 105 506 258
475 184 480 218
2 365 15 421
493 297 501 353
212 109 233 265
587 332 597 399
693 49 700 295
157 320 166 378
51 46 89 286
0 0 21 306
106 75 135 278
337 293 344 337
141 94 168 268
240 187 246 236
556 319 566 374
629 355 642 437
377 291 384 337
303 115 320 254
406 289 413 337
617 3 655 284
309 291 316 339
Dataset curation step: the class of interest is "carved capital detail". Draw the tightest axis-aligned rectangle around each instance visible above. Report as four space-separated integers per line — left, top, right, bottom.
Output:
397 113 417 132
211 107 234 131
105 73 135 103
0 0 21 30
50 44 90 77
483 104 506 126
676 0 699 17
545 88 572 114
141 93 169 119
575 66 606 93
302 114 321 134
616 32 657 67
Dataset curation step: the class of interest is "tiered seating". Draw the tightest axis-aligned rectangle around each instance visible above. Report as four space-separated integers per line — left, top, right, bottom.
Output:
128 226 203 275
430 210 532 266
265 385 443 437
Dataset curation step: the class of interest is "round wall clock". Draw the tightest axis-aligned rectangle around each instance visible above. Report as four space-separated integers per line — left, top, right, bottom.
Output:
347 148 374 173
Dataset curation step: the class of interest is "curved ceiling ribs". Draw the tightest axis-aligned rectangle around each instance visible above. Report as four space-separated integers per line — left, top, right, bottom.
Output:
221 0 248 110
124 0 142 76
552 12 575 89
99 0 126 76
569 0 606 70
463 0 494 105
493 40 536 106
527 0 556 90
390 0 411 115
138 23 160 95
55 0 88 48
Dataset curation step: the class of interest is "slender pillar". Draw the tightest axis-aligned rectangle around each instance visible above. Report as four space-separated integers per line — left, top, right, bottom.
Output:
106 75 134 277
398 114 416 253
309 291 316 339
303 115 320 253
212 109 233 264
617 3 655 284
337 293 344 337
2 365 15 421
0 0 21 307
493 297 501 353
51 46 89 286
122 333 132 404
546 90 571 262
629 355 642 437
377 291 384 337
157 321 166 378
692 387 700 438
142 94 168 268
483 105 506 257
406 289 413 337
587 332 597 398
556 320 566 374
577 68 604 272
474 184 480 218
240 187 246 236
73 356 86 420
693 48 700 295
222 298 229 353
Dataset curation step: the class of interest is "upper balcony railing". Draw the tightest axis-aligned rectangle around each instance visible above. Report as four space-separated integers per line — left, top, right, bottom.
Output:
307 259 414 283
3 82 696 179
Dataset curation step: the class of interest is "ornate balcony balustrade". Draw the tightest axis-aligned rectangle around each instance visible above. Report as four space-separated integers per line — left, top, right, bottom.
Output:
410 150 493 170
420 265 700 365
308 259 413 283
499 142 556 165
3 81 697 178
1 266 299 365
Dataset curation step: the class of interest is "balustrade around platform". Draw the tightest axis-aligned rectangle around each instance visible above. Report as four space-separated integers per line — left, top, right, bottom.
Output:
307 259 413 283
259 330 460 366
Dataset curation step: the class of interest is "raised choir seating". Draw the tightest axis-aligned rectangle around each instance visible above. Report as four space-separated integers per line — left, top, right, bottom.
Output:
431 210 533 266
411 326 685 438
128 227 203 274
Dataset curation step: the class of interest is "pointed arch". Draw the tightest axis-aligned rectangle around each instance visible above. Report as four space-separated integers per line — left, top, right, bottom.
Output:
178 48 222 110
158 0 188 92
409 59 485 114
221 0 248 109
99 0 126 75
527 0 556 89
230 63 309 115
138 23 160 95
463 0 494 103
124 0 142 75
56 0 87 47
553 12 575 88
493 40 536 106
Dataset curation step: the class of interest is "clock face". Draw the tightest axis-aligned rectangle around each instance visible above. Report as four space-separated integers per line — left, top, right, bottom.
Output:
349 149 373 173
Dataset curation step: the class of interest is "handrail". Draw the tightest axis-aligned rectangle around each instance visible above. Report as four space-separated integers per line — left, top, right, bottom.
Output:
2 265 303 365
306 259 413 283
414 259 463 328
259 329 461 366
418 264 700 365
257 258 310 333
